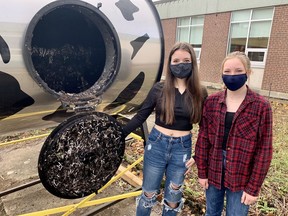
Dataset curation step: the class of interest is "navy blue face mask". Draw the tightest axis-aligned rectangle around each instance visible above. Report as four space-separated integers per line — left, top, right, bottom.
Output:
170 63 192 79
222 74 247 91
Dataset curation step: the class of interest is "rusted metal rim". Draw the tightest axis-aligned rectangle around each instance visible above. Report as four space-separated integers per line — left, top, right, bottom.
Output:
23 0 121 101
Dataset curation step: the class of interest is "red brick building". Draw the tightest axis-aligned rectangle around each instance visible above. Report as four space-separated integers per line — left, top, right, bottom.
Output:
155 0 288 99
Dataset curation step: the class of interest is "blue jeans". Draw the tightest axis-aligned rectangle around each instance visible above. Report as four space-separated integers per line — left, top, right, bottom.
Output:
205 151 249 216
136 127 192 216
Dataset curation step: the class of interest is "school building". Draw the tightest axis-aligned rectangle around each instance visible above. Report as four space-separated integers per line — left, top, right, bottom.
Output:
154 0 288 99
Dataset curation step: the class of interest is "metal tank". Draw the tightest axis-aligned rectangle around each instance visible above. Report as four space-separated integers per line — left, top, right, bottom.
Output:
0 0 164 135
0 0 164 198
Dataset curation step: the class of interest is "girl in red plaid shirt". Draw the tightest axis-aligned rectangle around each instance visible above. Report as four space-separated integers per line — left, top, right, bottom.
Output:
194 52 273 216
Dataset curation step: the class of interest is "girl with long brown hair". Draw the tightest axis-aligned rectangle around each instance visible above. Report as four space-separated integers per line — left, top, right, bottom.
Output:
123 42 207 215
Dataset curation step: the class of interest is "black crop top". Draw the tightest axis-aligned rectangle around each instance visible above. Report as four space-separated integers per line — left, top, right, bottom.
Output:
222 112 235 150
123 82 193 136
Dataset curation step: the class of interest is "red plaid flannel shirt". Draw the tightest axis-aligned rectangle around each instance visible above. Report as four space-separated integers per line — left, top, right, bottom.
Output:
195 87 273 196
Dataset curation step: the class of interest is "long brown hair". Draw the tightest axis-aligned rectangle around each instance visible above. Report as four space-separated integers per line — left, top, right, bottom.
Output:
160 42 205 124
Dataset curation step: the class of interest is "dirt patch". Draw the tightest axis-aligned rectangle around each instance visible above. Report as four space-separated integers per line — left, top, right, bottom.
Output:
0 115 165 216
0 137 136 216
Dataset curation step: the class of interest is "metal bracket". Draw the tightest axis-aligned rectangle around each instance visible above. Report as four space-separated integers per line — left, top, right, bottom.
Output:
59 93 102 113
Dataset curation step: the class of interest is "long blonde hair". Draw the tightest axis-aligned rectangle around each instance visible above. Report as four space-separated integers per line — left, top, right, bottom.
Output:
160 42 205 124
221 51 252 75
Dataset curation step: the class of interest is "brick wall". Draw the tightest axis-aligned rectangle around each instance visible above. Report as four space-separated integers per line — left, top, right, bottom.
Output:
158 6 288 96
262 5 288 93
160 18 177 76
199 12 231 83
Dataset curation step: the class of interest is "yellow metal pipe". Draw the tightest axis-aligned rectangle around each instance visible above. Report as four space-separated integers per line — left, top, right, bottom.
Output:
62 156 144 215
62 193 97 216
81 191 142 207
1 111 144 215
128 133 144 141
1 102 116 121
0 133 50 147
99 156 143 193
18 188 142 216
1 110 61 121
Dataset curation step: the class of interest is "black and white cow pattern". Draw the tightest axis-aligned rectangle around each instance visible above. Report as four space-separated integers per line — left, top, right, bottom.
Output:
1 0 162 199
0 35 35 120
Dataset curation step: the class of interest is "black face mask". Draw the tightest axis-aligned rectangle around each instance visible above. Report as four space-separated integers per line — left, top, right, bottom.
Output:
170 63 192 79
222 74 247 91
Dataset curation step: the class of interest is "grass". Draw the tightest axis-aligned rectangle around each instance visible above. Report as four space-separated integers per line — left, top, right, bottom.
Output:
181 99 288 216
256 100 288 216
124 98 288 216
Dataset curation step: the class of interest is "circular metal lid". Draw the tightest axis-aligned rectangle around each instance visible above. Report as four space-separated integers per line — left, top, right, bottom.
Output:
38 112 125 199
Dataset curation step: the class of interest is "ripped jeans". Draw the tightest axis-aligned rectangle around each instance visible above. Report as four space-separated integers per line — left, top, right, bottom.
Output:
136 127 192 216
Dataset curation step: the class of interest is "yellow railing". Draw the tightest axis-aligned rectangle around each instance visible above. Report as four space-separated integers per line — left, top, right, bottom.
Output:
0 130 144 216
19 156 143 216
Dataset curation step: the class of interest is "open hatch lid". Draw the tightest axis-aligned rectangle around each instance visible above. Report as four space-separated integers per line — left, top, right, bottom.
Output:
38 112 125 199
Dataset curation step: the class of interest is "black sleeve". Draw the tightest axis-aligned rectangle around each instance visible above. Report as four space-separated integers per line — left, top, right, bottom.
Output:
122 83 160 137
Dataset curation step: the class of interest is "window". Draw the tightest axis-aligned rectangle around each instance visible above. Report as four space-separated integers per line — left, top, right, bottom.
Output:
228 8 274 67
176 16 204 59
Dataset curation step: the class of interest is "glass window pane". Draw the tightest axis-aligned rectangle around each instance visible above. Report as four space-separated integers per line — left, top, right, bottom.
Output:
249 21 271 37
248 51 265 62
190 26 203 46
178 17 190 26
194 49 200 58
192 44 202 49
191 16 204 25
252 8 273 20
231 10 250 22
248 21 271 48
230 38 246 53
177 16 204 48
247 37 269 48
230 22 249 38
229 23 248 53
178 27 189 42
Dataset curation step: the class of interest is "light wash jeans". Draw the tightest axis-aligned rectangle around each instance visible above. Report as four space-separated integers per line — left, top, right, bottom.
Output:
136 127 192 216
205 151 250 216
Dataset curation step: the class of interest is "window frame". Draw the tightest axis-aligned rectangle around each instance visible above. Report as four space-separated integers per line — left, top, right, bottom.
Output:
176 16 204 60
228 8 274 68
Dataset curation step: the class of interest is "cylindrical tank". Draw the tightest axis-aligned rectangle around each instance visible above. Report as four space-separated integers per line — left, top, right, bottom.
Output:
0 0 164 135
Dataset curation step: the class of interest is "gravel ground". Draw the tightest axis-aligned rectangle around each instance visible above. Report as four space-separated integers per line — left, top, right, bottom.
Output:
0 114 164 216
0 136 167 216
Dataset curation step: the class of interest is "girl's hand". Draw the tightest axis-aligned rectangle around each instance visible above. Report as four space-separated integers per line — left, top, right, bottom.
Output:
199 178 209 189
185 158 195 175
241 191 258 205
